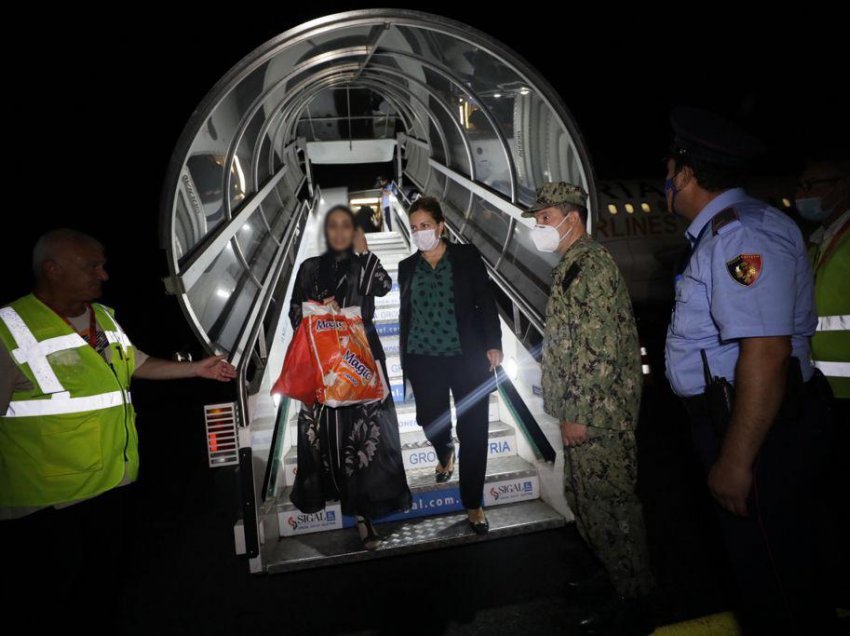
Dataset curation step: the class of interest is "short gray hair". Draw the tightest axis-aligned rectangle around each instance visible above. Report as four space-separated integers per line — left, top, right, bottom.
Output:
32 229 102 278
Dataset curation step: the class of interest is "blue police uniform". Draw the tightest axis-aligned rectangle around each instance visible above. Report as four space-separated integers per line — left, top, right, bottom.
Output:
666 187 818 395
663 108 839 633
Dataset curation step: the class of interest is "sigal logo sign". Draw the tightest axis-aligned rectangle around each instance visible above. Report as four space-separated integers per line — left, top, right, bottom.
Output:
489 480 534 501
280 507 343 535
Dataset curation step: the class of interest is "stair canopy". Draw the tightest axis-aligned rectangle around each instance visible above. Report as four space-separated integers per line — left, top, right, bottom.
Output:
160 9 597 368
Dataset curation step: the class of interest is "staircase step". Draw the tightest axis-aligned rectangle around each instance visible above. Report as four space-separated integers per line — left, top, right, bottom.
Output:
277 455 541 537
395 394 501 433
400 421 512 448
282 401 506 487
401 424 516 470
264 499 565 573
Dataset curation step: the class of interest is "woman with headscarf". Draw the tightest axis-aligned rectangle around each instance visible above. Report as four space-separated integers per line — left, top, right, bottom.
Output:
287 205 411 549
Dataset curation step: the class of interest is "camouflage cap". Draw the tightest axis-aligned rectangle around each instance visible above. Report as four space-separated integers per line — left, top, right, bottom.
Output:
522 182 588 217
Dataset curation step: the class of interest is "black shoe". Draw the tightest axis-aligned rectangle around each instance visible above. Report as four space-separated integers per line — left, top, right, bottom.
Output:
468 510 489 535
435 448 455 484
578 596 654 636
355 517 383 551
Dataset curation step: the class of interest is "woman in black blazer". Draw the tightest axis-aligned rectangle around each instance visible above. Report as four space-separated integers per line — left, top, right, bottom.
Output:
398 197 503 533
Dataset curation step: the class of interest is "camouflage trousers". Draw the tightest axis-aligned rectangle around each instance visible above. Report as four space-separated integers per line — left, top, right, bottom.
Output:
563 429 654 598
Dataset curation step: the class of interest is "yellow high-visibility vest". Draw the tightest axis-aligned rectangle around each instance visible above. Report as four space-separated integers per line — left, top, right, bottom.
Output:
810 213 850 399
0 294 138 507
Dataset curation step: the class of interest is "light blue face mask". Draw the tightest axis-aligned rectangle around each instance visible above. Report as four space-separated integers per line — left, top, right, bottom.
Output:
795 197 834 222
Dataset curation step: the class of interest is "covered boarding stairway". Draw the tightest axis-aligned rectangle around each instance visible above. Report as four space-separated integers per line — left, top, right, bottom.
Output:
159 10 598 574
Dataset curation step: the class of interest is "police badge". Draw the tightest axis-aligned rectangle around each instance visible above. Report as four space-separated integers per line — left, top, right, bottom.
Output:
726 254 762 286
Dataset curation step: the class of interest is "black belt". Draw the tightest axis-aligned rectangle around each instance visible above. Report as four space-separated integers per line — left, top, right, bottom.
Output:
681 358 828 422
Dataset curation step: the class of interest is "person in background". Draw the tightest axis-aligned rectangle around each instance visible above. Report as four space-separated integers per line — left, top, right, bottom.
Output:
664 108 839 633
795 158 850 612
528 182 654 635
796 159 850 410
399 197 502 534
0 228 237 628
287 205 411 549
379 175 393 231
355 204 382 234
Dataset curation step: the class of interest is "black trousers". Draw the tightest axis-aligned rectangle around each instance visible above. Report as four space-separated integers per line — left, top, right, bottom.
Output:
405 353 491 509
684 372 837 634
0 485 129 631
383 206 392 231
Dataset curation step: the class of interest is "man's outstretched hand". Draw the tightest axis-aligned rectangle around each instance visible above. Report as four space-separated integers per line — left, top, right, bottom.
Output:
194 355 238 382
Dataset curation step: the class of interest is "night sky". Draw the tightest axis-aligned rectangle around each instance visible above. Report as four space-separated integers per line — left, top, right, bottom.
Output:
4 4 847 354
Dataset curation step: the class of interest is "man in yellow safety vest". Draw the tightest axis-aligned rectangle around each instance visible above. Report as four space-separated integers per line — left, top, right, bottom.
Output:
0 228 237 627
797 161 850 404
795 159 849 611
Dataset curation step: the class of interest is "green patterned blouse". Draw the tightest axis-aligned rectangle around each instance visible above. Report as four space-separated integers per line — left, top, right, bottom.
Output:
406 253 463 356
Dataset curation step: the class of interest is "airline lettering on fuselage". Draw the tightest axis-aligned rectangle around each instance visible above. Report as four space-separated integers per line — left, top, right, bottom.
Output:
595 215 680 239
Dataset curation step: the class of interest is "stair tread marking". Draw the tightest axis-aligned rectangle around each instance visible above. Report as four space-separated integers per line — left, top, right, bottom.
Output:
282 418 514 466
264 499 565 573
277 454 537 509
399 421 513 449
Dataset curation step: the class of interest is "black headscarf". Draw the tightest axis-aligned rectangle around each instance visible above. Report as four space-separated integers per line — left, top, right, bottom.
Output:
316 205 356 305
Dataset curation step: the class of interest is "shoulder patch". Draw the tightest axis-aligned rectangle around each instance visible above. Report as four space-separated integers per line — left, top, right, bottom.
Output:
560 263 581 293
726 253 762 286
712 207 740 235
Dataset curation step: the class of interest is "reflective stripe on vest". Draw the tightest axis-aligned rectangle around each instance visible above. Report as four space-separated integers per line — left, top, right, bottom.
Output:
0 306 78 394
96 303 132 353
0 304 130 418
5 389 131 418
813 360 850 378
816 314 850 332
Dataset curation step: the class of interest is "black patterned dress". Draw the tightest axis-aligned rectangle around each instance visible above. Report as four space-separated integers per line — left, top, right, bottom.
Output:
287 250 411 519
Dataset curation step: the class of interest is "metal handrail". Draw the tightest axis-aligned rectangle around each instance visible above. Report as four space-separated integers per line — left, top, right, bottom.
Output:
495 367 556 463
262 395 291 501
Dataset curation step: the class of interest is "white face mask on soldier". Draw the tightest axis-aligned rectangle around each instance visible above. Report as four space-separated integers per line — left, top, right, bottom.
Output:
530 216 571 252
412 228 441 252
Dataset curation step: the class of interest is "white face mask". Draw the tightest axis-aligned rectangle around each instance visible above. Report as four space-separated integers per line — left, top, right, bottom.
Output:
531 216 571 252
412 228 441 252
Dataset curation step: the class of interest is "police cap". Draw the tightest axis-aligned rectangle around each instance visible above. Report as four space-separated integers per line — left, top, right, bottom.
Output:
670 107 765 167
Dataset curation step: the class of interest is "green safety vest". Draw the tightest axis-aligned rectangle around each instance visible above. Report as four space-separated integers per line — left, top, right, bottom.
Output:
810 215 850 399
0 294 139 507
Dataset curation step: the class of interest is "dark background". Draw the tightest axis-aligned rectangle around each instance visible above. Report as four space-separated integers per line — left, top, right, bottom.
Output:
2 5 847 632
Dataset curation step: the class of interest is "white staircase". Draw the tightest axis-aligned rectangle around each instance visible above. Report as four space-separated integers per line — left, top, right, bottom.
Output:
267 230 564 570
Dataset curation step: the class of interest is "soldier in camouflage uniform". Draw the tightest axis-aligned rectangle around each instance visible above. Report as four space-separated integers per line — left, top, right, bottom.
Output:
525 182 654 633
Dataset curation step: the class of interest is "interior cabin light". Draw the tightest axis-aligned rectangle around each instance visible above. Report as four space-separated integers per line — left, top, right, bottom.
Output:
608 204 618 215
519 87 530 95
641 202 651 213
216 289 230 299
782 198 792 208
493 93 502 98
625 203 635 214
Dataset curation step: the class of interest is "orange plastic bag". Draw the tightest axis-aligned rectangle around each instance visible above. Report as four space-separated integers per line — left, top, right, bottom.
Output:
303 303 388 407
272 320 322 405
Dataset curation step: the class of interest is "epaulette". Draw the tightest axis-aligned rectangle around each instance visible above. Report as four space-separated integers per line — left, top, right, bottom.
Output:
712 207 739 235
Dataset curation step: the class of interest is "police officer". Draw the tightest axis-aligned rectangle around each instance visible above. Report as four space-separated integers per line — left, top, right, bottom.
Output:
664 108 838 633
528 183 654 634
